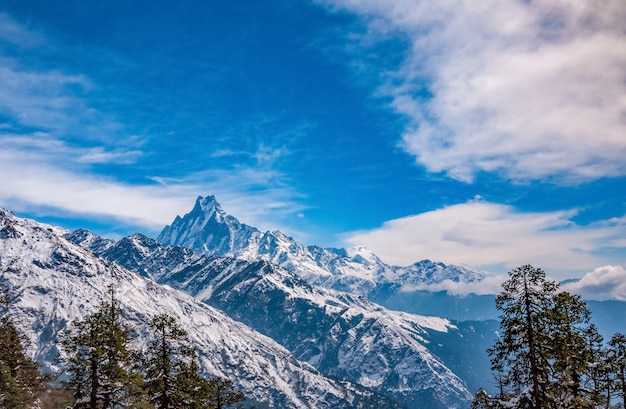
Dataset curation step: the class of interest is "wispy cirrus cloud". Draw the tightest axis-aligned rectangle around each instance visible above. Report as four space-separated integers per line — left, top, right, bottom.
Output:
0 135 306 235
0 12 44 47
0 12 306 236
342 199 626 277
0 62 91 132
3 135 142 165
318 0 626 183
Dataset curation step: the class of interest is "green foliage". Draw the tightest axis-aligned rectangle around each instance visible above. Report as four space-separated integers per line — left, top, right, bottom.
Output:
547 291 591 405
140 314 247 409
489 265 557 408
142 313 202 409
471 387 514 409
203 377 246 409
608 333 626 409
0 285 45 409
484 264 624 409
582 324 610 406
59 304 248 409
59 285 143 408
37 384 74 409
176 362 245 409
2 281 247 409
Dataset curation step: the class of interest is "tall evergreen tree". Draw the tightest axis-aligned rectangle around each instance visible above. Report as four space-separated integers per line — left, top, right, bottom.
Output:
0 285 44 409
142 314 196 409
489 264 558 409
607 333 626 409
60 285 140 408
141 314 247 409
203 377 246 409
582 324 609 407
547 291 592 406
482 264 626 408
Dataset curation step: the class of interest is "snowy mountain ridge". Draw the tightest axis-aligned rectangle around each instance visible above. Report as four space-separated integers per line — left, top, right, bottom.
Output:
70 231 477 408
0 208 400 409
157 195 484 294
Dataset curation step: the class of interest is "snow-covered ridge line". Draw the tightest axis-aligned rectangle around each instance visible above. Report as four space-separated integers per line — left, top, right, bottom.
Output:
0 208 398 409
73 230 473 408
157 195 485 295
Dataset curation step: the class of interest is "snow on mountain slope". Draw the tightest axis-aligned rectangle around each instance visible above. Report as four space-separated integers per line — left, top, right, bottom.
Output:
157 196 484 295
0 209 400 409
76 232 474 409
65 228 116 254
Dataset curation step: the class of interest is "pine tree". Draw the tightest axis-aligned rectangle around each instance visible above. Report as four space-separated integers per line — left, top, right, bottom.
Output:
142 314 196 409
472 387 506 409
0 285 44 409
607 333 626 409
547 291 592 407
176 358 210 409
203 377 246 409
59 285 140 408
141 314 247 409
488 264 557 409
582 324 608 407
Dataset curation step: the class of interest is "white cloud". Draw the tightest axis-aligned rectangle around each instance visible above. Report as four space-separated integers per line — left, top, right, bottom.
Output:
0 143 195 230
0 135 307 236
394 263 626 298
400 265 626 299
342 200 626 276
319 0 626 183
561 265 626 301
0 62 93 133
402 273 508 296
2 135 142 165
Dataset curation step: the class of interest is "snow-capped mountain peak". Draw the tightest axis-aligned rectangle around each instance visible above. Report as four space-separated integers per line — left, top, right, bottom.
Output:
156 195 486 295
347 246 380 265
157 195 260 257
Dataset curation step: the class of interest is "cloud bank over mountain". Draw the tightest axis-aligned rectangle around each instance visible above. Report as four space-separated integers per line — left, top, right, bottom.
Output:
343 200 626 276
562 265 626 301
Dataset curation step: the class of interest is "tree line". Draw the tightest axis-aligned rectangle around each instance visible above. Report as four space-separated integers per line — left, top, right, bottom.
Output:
473 265 626 409
0 284 247 409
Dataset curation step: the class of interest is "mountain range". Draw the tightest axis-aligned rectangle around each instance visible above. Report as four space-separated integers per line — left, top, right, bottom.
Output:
157 196 484 295
2 195 624 408
154 196 626 337
69 230 487 408
0 208 402 409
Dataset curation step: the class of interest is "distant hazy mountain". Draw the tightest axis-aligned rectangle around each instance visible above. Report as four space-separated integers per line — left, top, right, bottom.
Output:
0 208 402 409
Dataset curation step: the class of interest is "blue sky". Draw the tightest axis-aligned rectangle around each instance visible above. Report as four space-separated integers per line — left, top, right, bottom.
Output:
1 0 625 279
